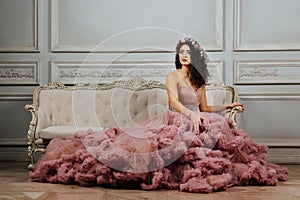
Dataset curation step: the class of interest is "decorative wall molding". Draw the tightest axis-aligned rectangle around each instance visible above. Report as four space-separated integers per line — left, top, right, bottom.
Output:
51 0 224 52
234 0 300 51
240 67 278 78
51 60 224 84
0 61 39 85
0 0 39 52
253 138 300 147
0 138 27 146
0 94 33 101
51 61 174 84
234 60 300 84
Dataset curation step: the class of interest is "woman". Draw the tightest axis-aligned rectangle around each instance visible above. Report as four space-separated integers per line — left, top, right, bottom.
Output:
29 37 288 193
167 37 243 134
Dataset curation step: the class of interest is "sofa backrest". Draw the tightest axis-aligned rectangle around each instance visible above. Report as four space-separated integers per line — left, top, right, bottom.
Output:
35 78 168 136
205 84 236 106
34 77 237 137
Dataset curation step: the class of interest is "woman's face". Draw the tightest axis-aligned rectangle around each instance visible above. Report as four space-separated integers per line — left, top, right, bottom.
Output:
179 44 191 66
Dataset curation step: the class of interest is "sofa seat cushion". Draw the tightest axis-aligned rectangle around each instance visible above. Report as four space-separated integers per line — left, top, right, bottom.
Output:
40 126 104 139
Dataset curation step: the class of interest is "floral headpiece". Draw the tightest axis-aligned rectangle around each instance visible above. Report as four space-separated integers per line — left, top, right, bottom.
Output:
176 37 208 62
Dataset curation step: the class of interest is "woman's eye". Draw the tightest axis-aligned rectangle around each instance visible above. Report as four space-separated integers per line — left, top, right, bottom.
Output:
179 49 191 56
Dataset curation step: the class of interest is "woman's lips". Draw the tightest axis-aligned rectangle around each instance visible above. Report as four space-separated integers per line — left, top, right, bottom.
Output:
182 58 188 62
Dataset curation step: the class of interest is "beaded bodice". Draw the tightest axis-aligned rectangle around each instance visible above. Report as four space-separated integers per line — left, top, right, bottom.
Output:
169 86 201 112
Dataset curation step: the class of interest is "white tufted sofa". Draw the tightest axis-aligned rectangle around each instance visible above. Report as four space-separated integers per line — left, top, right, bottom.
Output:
25 76 242 169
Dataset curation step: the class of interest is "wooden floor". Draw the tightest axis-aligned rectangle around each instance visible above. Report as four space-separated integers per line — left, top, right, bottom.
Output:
0 162 299 200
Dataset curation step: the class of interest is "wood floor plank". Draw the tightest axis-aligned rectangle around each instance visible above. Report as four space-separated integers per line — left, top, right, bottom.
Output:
0 162 299 200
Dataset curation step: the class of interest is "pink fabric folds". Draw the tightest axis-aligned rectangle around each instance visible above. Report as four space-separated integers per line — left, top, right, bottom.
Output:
30 109 288 193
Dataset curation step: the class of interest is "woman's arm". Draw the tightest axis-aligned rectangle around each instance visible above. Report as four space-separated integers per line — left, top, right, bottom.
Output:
166 72 204 134
199 85 244 112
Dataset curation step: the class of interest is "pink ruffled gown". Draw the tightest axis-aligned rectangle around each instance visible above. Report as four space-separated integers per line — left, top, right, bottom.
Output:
29 86 288 193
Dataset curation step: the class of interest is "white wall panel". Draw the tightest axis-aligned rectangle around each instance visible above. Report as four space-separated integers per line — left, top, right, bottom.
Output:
234 0 300 50
0 0 39 52
51 0 224 52
240 95 300 139
0 97 32 161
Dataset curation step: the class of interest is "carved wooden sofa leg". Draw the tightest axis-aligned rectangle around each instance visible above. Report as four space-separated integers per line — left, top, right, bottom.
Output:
27 145 34 170
27 144 46 170
25 104 37 170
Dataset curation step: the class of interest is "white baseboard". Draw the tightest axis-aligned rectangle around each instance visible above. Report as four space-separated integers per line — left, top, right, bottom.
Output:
252 137 300 164
266 148 300 164
0 147 28 161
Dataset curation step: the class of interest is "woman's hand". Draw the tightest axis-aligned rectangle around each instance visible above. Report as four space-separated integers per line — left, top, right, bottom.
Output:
190 112 205 134
228 102 244 110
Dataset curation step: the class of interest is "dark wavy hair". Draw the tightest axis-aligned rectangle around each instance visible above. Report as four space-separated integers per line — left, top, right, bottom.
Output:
175 38 209 88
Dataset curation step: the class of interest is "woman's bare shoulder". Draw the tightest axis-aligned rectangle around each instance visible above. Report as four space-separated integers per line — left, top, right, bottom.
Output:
167 70 178 76
166 70 180 86
166 70 174 80
167 70 181 79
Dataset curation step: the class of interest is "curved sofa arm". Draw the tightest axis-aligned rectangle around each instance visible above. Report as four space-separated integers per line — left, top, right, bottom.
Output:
24 104 37 140
229 105 243 129
24 104 35 112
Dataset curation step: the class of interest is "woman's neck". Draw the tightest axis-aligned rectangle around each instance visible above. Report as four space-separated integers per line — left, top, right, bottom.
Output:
180 65 190 78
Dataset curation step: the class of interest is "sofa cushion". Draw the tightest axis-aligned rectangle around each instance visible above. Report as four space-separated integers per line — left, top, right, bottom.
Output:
40 126 104 139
